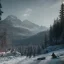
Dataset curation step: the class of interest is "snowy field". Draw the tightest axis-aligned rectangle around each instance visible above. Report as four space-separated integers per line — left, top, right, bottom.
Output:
0 49 64 64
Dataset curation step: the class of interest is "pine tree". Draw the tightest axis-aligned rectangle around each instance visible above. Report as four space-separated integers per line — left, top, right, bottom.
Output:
60 2 64 41
49 26 53 45
60 2 64 25
0 0 3 20
44 34 48 48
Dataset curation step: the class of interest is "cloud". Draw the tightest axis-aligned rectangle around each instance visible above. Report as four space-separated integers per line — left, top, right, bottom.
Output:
23 8 32 17
23 14 29 17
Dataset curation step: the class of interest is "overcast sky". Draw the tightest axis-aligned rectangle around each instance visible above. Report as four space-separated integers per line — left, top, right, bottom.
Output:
1 0 62 27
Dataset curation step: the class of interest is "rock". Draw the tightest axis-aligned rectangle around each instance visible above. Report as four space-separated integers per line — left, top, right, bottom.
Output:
37 57 45 60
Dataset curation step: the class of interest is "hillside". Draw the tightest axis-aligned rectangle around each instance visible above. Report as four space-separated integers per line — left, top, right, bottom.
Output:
13 31 49 45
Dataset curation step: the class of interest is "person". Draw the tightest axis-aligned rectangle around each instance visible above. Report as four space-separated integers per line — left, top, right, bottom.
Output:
52 52 57 58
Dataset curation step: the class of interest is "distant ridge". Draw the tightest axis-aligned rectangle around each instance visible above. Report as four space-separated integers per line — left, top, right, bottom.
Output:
0 15 48 45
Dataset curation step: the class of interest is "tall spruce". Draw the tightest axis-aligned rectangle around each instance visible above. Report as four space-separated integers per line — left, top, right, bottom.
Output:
60 2 64 40
0 0 3 20
44 34 48 48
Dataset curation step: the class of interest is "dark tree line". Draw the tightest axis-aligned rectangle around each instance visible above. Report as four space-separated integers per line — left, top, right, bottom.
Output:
18 45 42 58
49 3 64 46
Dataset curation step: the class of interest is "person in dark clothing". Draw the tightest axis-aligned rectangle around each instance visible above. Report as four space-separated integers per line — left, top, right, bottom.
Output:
52 53 57 58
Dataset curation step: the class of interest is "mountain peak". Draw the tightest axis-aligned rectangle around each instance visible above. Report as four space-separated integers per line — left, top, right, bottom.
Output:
4 15 23 26
6 15 18 20
23 20 39 27
23 20 33 23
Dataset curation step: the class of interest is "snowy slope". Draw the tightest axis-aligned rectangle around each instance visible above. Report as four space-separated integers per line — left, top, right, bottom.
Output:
0 56 26 64
0 49 64 64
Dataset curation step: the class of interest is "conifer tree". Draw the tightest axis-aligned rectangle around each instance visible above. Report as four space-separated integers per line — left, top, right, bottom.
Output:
0 0 3 20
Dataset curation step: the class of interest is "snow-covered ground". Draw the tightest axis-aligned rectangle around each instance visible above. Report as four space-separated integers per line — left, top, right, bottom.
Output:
0 49 64 64
0 56 26 64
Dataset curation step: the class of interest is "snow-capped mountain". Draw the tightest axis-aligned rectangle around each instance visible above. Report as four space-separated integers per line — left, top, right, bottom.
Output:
22 20 47 34
4 15 47 33
0 15 48 44
0 16 32 41
2 15 47 35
